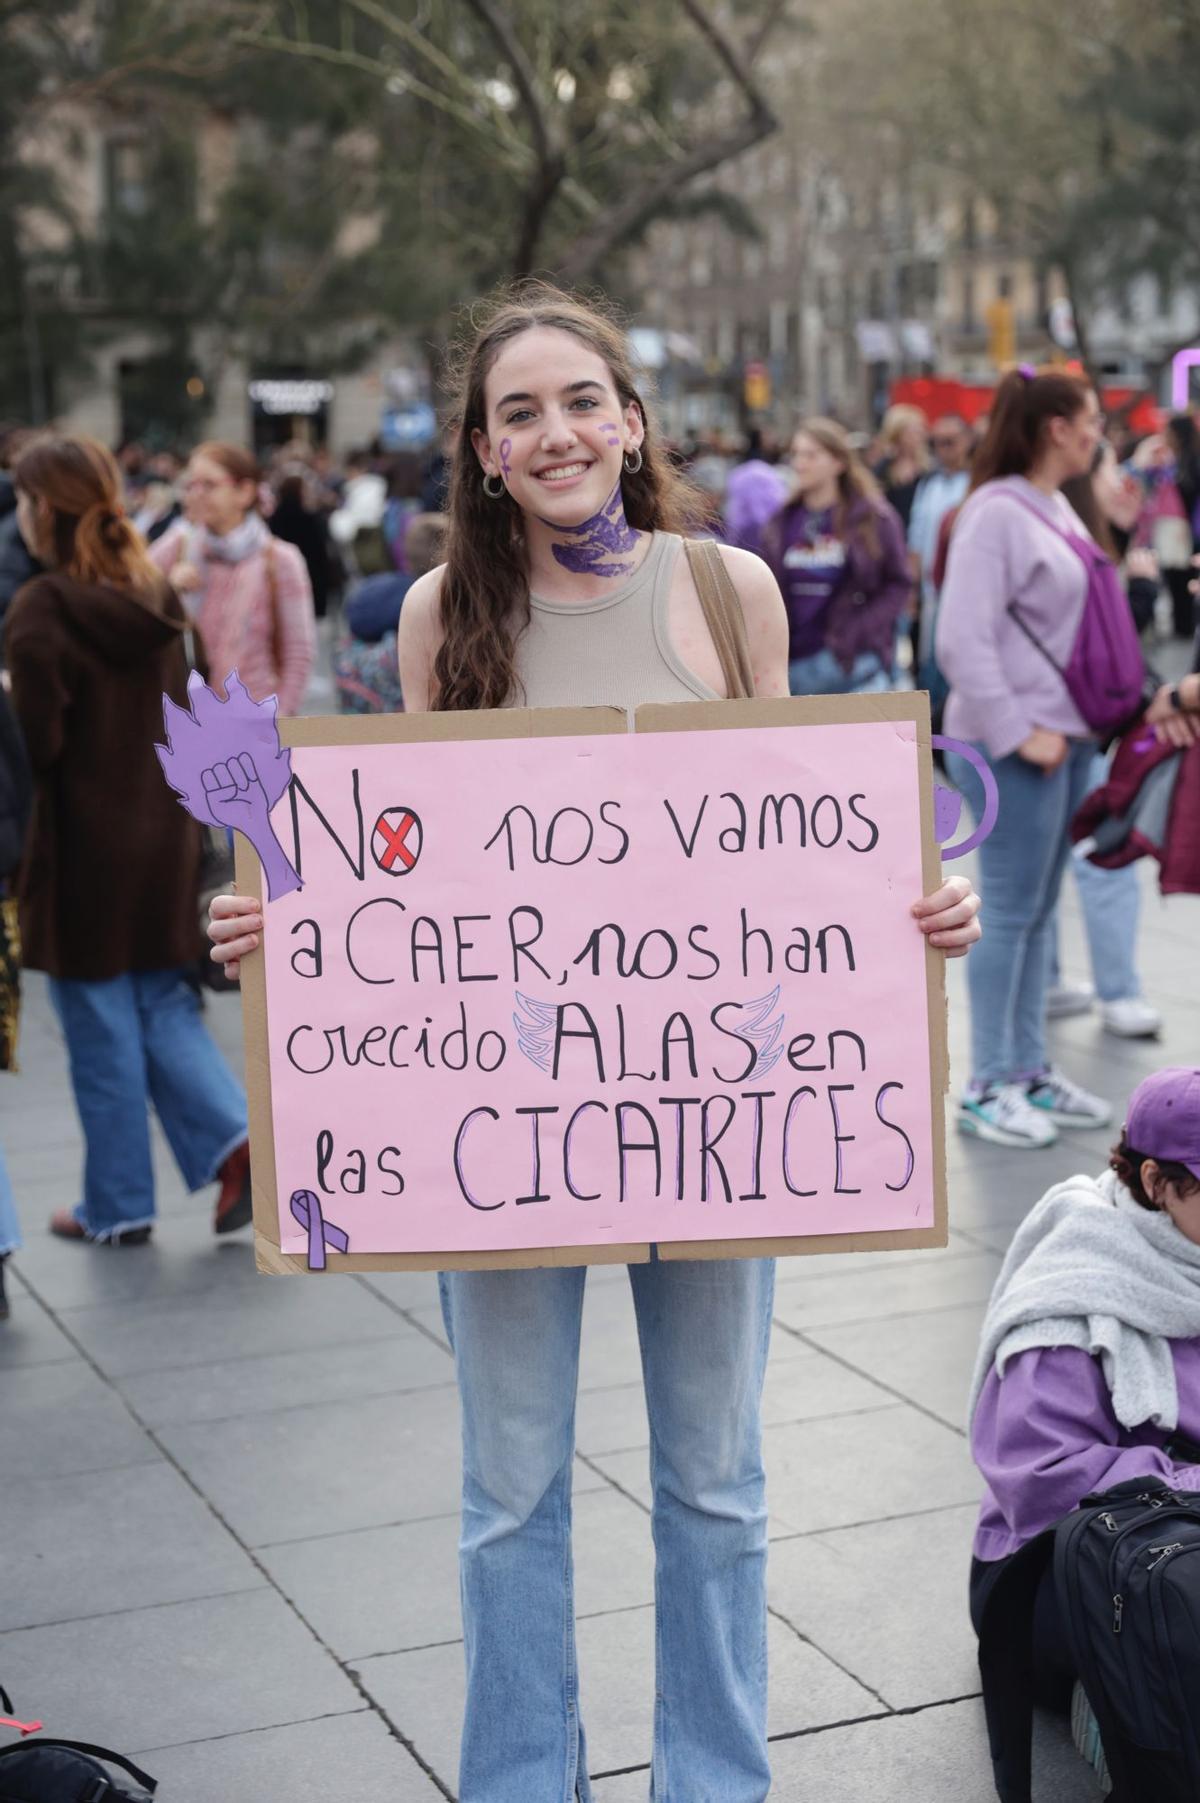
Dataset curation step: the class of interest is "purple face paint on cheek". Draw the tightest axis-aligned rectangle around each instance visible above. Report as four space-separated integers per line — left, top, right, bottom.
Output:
499 437 513 478
599 422 622 448
548 482 641 577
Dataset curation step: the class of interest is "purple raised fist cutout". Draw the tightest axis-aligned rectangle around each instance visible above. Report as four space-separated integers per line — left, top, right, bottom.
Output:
156 669 302 900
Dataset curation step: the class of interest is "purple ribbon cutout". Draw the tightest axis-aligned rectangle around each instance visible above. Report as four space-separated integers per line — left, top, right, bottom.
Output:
290 1188 349 1270
931 735 1000 860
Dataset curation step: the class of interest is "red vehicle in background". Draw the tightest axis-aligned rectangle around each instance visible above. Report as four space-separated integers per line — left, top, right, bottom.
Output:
890 374 1163 438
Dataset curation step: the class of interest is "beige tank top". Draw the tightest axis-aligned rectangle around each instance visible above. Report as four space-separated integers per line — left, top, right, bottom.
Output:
512 531 718 714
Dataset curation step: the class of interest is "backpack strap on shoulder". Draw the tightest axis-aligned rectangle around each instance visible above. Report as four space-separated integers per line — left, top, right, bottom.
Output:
683 538 755 700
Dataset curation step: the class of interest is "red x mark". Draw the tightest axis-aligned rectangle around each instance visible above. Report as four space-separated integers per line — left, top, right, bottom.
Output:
374 810 418 872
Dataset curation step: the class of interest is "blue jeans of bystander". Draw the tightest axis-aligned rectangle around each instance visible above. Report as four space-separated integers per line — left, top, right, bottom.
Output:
438 1254 775 1803
49 968 248 1240
788 648 890 696
944 739 1097 1091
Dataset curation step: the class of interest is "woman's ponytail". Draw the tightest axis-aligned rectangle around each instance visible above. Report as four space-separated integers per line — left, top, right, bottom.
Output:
13 435 163 595
970 365 1093 492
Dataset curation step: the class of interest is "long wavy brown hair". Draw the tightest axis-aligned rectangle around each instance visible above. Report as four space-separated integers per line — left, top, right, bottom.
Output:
433 282 704 712
14 433 162 593
790 416 884 559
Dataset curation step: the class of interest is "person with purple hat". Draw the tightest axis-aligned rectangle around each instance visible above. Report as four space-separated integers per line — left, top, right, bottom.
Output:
966 1068 1200 1778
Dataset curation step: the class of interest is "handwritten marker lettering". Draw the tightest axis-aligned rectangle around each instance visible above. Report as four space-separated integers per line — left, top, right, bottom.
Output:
290 1188 350 1270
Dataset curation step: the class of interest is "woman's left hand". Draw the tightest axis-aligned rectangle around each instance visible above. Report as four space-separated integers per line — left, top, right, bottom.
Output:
911 873 982 957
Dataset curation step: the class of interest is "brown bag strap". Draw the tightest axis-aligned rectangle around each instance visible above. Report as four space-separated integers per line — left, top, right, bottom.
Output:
683 537 755 700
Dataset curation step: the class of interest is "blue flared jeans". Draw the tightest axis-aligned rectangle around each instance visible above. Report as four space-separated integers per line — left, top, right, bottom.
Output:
49 968 248 1239
945 739 1097 1090
439 1254 776 1802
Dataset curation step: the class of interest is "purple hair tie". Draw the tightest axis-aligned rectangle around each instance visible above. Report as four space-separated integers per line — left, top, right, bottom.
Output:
1018 362 1037 380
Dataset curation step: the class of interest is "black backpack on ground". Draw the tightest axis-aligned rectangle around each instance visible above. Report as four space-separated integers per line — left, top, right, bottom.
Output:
978 1476 1200 1801
1055 1479 1200 1802
0 1688 156 1803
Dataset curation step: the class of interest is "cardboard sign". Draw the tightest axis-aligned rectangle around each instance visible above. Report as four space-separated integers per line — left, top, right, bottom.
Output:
238 694 948 1273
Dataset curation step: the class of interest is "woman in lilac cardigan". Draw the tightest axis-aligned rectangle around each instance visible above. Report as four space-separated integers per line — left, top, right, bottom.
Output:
937 368 1113 1151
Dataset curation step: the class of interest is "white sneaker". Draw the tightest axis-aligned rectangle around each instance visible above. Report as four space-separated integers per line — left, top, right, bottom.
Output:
1047 981 1095 1020
959 1083 1059 1148
1100 997 1162 1040
1026 1068 1113 1130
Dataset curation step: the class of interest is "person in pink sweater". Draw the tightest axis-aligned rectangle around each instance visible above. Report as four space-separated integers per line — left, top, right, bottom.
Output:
150 441 316 715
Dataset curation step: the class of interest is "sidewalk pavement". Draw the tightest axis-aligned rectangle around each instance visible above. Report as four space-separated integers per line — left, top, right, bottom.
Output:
1 865 1194 1802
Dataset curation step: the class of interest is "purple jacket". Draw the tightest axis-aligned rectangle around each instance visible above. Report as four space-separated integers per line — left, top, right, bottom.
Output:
972 1341 1200 1562
758 493 913 672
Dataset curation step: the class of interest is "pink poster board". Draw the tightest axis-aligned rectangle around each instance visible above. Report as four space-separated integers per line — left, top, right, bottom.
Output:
238 696 948 1272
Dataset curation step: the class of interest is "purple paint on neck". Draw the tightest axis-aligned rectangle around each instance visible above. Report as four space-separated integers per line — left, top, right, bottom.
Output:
545 482 640 578
499 437 513 478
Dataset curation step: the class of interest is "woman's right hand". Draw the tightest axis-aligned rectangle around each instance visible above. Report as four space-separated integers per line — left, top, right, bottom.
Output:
1017 728 1069 772
172 559 203 595
209 892 263 981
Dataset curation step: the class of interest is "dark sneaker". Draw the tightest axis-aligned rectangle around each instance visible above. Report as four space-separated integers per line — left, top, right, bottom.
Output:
214 1141 253 1235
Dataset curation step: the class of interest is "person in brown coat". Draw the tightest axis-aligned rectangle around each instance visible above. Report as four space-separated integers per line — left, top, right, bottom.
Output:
7 434 251 1244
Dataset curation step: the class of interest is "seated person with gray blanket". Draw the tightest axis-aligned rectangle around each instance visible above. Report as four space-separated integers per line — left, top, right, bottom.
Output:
967 1068 1200 1788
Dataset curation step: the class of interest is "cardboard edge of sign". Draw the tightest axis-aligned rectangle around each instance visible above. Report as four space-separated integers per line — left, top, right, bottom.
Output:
237 693 949 1273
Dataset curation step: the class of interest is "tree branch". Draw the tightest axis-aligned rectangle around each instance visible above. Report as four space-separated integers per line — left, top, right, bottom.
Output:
556 0 779 283
456 0 569 275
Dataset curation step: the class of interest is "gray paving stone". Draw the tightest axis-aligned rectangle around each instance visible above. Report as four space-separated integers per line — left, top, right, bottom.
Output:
116 1327 455 1428
264 1485 655 1661
358 1606 876 1788
9 1213 264 1310
0 1589 359 1750
768 1504 980 1708
357 1268 443 1311
131 1712 444 1802
4 1460 263 1631
803 1301 986 1432
775 1227 977 1278
159 1386 608 1548
57 1272 412 1378
590 1699 1102 1801
0 1287 81 1369
771 1248 1001 1331
0 1360 159 1480
594 1405 981 1538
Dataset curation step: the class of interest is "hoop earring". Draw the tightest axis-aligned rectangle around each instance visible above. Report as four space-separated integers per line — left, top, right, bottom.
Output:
482 473 505 499
623 448 643 475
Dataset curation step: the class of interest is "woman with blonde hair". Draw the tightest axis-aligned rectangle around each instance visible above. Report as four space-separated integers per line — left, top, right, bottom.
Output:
7 434 251 1244
757 415 914 695
151 440 316 714
208 283 982 1803
875 401 930 529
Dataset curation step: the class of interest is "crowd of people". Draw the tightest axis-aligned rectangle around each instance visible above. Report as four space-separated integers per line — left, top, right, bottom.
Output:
0 285 1198 1801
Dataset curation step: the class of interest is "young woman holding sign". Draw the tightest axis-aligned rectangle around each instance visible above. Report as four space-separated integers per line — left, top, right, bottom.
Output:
210 285 982 1803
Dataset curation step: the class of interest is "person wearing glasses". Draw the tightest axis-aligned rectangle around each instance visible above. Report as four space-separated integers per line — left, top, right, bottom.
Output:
150 442 316 715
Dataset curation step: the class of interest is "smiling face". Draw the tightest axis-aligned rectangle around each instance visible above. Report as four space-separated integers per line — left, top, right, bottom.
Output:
472 326 644 526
